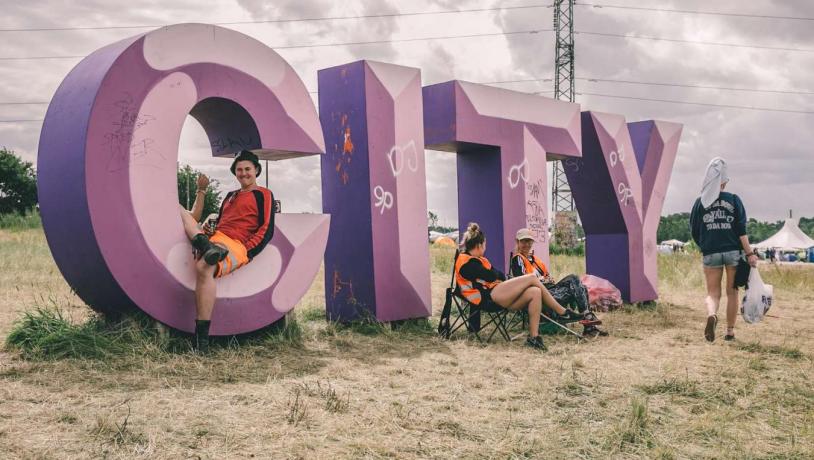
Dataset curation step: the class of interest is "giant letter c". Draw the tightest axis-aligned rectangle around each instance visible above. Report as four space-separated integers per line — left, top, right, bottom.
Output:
38 24 329 335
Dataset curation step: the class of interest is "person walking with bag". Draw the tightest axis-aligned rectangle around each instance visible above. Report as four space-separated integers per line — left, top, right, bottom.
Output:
690 157 758 342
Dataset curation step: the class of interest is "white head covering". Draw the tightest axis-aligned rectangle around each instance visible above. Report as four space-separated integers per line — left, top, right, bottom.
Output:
700 157 729 208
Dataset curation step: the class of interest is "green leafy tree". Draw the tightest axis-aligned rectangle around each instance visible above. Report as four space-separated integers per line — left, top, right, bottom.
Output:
657 213 692 243
177 164 221 220
0 148 38 215
799 217 814 238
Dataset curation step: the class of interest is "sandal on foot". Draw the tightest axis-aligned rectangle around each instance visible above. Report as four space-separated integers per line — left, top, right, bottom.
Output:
704 315 717 342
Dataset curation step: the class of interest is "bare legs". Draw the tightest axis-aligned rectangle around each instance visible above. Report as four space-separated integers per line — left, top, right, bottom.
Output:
179 205 217 321
703 266 723 317
180 205 204 240
194 258 217 320
490 274 569 337
704 265 738 339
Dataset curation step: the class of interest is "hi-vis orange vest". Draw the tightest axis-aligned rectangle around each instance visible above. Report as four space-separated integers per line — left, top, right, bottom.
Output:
454 254 501 305
518 253 549 277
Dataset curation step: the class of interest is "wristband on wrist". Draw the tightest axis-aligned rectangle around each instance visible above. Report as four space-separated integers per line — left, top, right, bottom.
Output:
196 189 206 194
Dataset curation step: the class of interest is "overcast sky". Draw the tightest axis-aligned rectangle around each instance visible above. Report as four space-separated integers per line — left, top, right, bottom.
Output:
2 0 812 226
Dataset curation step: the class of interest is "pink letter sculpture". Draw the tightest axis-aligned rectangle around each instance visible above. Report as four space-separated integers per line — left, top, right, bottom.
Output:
38 24 330 335
563 113 682 302
319 60 432 322
422 81 582 272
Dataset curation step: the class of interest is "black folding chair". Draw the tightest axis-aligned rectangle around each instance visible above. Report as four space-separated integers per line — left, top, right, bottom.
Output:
438 250 514 343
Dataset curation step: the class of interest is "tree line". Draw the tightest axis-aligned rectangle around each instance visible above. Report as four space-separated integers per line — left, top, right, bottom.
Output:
657 212 814 244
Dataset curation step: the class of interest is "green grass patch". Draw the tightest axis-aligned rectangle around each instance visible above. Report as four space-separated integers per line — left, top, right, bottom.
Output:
736 341 805 360
300 307 326 323
639 377 703 398
0 210 41 230
4 307 311 360
5 308 132 360
249 316 304 348
430 245 455 275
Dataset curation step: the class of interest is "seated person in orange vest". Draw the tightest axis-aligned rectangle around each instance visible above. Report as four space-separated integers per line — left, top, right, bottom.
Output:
509 228 607 337
179 150 275 352
455 223 584 350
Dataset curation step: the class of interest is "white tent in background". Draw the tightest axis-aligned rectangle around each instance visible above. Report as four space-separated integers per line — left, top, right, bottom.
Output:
660 239 686 247
753 218 814 251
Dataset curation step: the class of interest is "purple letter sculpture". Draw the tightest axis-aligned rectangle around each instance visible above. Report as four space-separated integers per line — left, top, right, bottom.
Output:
38 24 329 335
423 81 581 272
564 112 682 302
319 60 431 322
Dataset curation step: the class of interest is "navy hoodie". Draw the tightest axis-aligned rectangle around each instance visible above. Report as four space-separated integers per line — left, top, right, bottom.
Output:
689 191 747 255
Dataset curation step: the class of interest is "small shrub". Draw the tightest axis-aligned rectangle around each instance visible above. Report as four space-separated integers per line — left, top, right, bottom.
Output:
612 397 655 450
286 388 309 427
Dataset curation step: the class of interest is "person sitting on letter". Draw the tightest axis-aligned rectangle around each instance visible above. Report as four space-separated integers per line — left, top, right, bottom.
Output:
179 150 275 352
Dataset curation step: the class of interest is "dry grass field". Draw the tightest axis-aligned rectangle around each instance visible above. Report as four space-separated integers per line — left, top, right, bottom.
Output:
1 227 812 459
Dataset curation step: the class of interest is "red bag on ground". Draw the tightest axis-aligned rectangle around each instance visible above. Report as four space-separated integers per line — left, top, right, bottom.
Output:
580 274 623 312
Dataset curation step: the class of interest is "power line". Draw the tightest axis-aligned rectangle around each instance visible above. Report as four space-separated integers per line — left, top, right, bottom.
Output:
9 75 814 106
576 30 814 53
577 2 814 21
577 91 814 114
3 25 810 62
577 77 814 96
0 29 550 61
0 4 551 32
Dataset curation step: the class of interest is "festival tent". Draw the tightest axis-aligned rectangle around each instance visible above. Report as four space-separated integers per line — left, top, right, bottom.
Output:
428 231 444 243
752 218 814 251
660 239 686 246
433 237 457 248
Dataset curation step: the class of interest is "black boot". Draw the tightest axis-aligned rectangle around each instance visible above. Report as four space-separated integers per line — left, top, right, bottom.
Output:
195 319 211 354
203 245 229 266
191 233 211 253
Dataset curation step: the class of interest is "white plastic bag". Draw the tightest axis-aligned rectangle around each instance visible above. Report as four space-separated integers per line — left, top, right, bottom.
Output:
741 268 773 324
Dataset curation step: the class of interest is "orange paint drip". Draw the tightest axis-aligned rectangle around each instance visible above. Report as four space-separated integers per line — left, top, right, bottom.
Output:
343 127 353 154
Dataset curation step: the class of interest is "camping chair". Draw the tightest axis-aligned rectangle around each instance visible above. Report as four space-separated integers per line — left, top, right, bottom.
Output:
438 250 515 343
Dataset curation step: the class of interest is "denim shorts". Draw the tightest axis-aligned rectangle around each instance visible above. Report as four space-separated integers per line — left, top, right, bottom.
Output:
702 250 742 268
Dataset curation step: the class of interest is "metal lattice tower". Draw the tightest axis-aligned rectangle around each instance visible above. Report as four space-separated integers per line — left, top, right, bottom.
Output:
552 0 575 212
